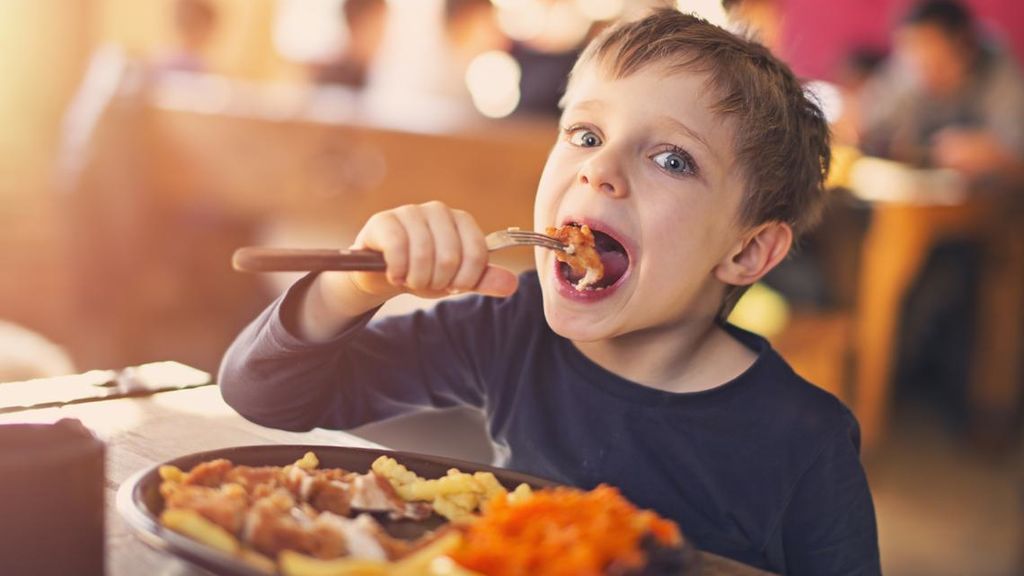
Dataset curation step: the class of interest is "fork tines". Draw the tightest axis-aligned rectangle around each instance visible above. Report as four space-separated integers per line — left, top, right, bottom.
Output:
505 229 566 250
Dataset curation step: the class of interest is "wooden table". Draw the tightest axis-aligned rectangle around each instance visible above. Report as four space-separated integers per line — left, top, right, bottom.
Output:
0 385 772 576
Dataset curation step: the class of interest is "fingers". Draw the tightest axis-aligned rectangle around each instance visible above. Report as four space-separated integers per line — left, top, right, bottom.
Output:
355 202 503 297
449 210 488 292
422 202 462 291
393 204 435 290
356 212 410 287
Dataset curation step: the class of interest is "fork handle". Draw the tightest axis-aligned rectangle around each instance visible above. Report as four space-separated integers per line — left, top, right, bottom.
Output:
232 247 387 272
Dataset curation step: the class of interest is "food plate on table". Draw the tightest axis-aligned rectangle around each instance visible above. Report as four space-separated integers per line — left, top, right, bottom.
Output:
117 445 697 576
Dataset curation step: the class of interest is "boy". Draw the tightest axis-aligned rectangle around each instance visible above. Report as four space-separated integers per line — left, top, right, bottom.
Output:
220 9 880 574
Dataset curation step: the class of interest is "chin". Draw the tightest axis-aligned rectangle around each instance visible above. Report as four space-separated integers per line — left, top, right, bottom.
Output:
538 266 625 342
542 304 613 342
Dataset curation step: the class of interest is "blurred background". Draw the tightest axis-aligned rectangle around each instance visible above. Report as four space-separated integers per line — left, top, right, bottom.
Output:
0 0 1021 573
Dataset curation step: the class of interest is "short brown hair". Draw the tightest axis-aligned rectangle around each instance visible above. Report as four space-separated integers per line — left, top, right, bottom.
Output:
566 9 831 315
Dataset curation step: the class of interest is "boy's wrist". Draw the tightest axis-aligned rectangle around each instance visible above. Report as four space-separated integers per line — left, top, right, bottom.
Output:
297 273 391 342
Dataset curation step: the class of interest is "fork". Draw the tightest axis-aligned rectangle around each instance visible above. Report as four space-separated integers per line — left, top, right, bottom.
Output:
232 229 566 272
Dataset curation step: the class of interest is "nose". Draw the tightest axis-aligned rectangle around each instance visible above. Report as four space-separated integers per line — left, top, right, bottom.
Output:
578 148 628 198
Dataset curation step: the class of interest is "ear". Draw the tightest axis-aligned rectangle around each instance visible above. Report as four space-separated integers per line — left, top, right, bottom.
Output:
713 222 793 287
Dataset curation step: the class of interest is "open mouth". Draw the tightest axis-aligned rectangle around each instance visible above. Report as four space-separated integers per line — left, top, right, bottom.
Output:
557 223 630 291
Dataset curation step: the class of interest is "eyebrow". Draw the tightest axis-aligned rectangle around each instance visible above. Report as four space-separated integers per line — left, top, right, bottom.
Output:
561 98 604 114
656 115 713 157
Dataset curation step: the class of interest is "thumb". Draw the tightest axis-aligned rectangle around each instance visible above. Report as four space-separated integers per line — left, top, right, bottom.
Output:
474 265 518 297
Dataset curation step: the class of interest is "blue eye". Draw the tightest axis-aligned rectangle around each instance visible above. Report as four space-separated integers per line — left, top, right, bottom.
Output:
568 129 602 148
652 149 697 176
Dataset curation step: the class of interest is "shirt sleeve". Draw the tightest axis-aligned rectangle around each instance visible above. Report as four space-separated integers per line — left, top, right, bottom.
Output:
780 415 882 576
218 274 503 432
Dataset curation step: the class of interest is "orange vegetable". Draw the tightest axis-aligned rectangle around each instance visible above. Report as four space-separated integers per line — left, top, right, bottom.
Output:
449 485 682 576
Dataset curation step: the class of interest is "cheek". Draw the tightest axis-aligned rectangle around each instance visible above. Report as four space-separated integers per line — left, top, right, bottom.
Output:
638 198 735 271
533 152 572 226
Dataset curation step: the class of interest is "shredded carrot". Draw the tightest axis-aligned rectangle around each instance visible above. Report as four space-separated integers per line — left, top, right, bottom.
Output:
449 485 682 576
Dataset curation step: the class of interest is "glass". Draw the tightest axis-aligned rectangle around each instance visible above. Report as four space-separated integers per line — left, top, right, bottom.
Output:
0 418 105 576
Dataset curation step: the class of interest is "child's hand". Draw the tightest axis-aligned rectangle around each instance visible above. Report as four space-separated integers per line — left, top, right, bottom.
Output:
329 202 519 304
299 203 518 341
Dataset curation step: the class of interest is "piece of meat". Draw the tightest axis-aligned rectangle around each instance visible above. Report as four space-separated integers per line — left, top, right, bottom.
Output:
244 490 316 558
162 483 248 534
546 224 604 289
310 479 353 516
226 466 285 493
182 459 233 487
310 513 387 561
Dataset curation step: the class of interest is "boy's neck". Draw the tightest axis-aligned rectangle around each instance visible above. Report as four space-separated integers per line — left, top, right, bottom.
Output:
572 319 757 394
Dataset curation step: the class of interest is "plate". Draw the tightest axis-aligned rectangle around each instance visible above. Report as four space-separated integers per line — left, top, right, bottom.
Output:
116 444 558 576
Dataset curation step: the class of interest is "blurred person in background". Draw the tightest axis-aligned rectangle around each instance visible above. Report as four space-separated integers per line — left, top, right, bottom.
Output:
860 0 1024 181
154 0 218 73
862 0 1024 429
313 0 389 89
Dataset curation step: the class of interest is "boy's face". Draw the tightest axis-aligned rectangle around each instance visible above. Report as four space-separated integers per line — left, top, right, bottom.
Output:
534 61 749 342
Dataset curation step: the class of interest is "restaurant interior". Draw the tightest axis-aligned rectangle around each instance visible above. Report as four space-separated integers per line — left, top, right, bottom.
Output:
0 0 1021 574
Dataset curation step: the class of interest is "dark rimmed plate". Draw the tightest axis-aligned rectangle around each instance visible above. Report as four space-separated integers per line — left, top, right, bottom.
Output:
116 444 558 576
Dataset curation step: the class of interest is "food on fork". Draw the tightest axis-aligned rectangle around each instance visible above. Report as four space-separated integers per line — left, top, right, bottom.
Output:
546 224 605 290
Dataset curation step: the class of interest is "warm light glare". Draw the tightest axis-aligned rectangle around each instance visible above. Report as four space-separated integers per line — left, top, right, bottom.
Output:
273 0 345 62
489 0 528 8
575 0 624 21
496 2 548 42
465 50 521 118
676 0 729 27
497 1 590 50
544 1 592 49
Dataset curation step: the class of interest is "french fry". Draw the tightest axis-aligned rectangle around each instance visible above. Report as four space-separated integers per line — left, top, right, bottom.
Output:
445 492 478 510
507 483 533 505
471 472 506 502
279 550 389 576
239 548 277 574
158 465 185 483
396 474 483 502
295 451 320 471
372 456 423 488
432 494 475 522
160 508 239 555
390 532 462 576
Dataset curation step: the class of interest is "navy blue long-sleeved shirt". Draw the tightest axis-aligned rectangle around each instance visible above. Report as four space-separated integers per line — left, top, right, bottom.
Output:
220 272 880 575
